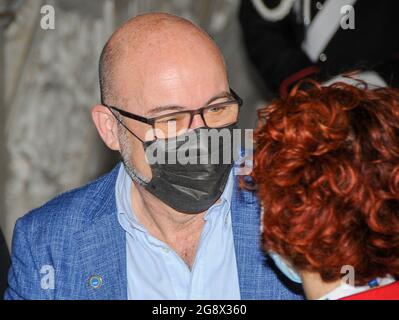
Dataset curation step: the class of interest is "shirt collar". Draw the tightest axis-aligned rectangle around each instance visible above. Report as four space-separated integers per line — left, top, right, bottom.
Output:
318 275 396 300
115 163 146 233
204 169 234 220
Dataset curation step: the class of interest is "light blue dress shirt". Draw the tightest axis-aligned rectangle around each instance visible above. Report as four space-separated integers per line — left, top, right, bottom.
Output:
115 164 241 300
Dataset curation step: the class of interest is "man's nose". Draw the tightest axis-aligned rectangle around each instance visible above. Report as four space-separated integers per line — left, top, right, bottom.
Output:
190 113 206 129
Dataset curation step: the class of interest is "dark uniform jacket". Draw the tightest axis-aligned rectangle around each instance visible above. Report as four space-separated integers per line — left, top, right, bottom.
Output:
240 0 399 96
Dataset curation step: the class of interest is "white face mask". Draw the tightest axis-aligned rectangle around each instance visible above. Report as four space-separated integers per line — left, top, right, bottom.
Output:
268 251 302 284
261 206 302 284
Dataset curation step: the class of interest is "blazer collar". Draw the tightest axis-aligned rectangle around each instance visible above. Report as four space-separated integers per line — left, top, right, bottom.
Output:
230 175 264 299
73 163 127 299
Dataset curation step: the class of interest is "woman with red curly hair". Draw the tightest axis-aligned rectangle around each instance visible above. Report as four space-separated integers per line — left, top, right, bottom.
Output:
252 81 399 300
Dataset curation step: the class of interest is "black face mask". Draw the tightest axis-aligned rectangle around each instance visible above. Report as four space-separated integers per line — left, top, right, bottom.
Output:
123 126 237 214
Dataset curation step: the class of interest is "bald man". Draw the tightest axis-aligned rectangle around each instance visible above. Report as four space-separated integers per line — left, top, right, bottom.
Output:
4 13 302 300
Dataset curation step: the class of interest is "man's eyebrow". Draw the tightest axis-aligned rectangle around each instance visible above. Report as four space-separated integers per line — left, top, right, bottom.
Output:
147 91 231 116
206 91 231 105
147 105 186 116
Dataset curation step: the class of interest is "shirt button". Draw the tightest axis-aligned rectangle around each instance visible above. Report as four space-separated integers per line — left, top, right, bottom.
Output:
319 53 327 62
316 2 323 10
162 247 170 253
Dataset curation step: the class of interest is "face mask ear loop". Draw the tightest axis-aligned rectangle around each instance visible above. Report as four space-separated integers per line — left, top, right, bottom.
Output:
107 107 153 185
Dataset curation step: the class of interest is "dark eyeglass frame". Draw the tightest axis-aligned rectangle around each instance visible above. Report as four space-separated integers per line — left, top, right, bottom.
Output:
104 87 242 125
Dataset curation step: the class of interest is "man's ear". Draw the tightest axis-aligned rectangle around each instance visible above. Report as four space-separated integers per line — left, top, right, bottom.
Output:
91 104 120 151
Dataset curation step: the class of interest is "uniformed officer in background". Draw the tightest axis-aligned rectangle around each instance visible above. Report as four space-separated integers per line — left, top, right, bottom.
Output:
239 0 399 97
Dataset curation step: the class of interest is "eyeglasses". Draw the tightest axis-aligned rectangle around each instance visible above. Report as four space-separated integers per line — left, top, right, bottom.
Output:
104 88 243 141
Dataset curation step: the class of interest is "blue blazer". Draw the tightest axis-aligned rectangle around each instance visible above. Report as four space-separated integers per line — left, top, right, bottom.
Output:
4 163 303 300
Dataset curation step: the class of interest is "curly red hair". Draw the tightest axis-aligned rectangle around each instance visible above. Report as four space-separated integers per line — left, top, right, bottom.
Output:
253 81 399 285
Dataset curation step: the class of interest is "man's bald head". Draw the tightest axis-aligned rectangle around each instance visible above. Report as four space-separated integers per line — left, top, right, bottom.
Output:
99 12 226 106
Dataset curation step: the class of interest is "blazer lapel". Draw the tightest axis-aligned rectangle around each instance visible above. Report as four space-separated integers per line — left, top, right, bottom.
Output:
73 164 127 300
74 212 127 300
231 176 263 299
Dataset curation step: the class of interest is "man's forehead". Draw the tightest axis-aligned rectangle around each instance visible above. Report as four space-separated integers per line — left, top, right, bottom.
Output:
112 52 228 114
